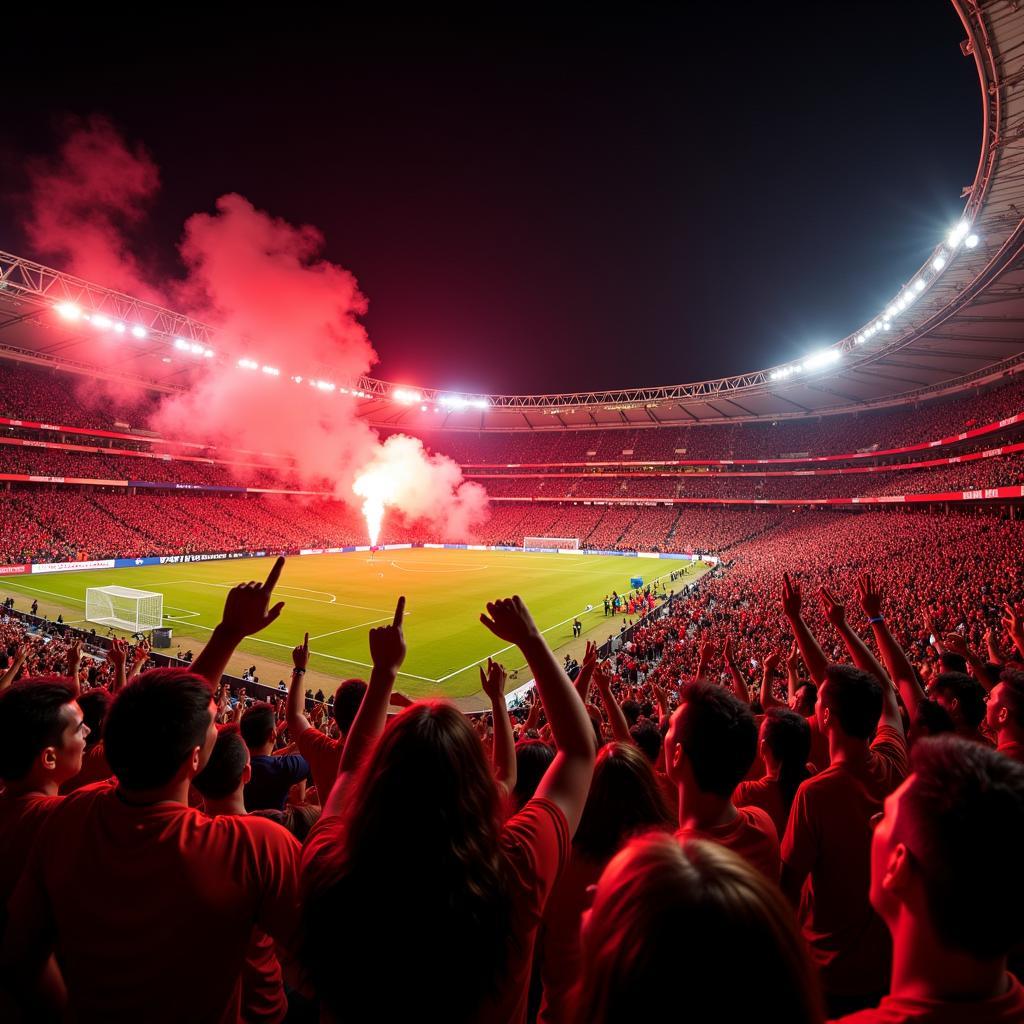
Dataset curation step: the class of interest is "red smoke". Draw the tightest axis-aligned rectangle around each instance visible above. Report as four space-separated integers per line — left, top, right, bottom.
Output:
23 116 163 302
21 121 489 541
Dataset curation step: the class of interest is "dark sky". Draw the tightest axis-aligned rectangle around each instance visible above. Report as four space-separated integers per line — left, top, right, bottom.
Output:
0 4 979 395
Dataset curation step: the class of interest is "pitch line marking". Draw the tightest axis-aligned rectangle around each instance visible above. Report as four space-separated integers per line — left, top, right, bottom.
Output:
172 620 439 683
160 580 391 614
388 560 490 574
308 615 396 641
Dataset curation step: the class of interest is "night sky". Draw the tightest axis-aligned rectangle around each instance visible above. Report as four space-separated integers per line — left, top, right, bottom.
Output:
0 4 979 395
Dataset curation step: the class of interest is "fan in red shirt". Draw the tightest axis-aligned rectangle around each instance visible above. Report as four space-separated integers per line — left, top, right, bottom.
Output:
735 706 812 839
831 737 1024 1024
1 558 302 1024
192 723 294 1024
779 572 916 1014
301 594 594 1024
537 742 674 1024
0 677 88 927
666 678 781 880
986 667 1024 764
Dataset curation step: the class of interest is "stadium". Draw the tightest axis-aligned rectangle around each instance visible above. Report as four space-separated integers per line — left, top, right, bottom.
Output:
1 3 1024 1023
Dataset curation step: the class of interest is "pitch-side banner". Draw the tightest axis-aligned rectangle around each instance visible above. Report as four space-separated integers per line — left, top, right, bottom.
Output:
32 559 116 574
0 563 30 576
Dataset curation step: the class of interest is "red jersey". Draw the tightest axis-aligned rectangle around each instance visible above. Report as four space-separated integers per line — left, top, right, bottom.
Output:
782 724 908 999
734 775 789 839
7 781 301 1023
537 852 604 1024
294 727 341 800
303 796 569 1024
831 973 1024 1023
677 804 780 881
0 791 62 927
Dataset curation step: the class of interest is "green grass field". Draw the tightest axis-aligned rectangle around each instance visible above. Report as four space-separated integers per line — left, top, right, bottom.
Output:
0 549 707 706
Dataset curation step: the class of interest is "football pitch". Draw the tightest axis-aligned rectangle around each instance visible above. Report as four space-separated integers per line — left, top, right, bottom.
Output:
0 549 708 705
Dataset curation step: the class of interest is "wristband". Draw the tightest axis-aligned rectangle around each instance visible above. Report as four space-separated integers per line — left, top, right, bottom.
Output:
292 667 306 675
868 616 884 624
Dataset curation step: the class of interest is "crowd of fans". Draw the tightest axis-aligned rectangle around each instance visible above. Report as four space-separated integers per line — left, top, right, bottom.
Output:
1 525 1022 1021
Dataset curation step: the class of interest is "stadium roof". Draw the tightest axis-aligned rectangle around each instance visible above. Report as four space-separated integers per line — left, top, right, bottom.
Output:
1 1 1023 432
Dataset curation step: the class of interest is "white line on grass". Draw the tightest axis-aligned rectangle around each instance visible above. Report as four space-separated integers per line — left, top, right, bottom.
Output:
308 616 394 641
160 581 390 613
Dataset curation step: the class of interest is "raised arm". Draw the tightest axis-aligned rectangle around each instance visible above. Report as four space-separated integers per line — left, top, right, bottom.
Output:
785 640 802 702
480 658 516 795
573 641 598 702
759 650 784 709
323 596 406 819
1001 603 1024 663
106 639 128 695
192 557 286 689
782 573 829 686
286 633 313 737
594 660 632 745
65 639 82 696
128 639 150 680
0 645 27 693
941 632 993 691
723 636 749 704
856 572 926 712
481 596 595 833
695 638 717 683
819 587 890 686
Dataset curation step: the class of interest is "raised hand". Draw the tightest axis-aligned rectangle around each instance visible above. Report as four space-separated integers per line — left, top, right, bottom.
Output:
856 572 884 619
699 638 718 663
723 636 736 666
593 659 614 691
67 638 83 676
106 638 128 670
479 657 507 702
293 632 310 671
369 596 406 674
581 639 598 672
220 557 286 639
786 639 801 671
941 632 969 658
782 572 802 618
764 649 783 674
818 587 846 628
132 639 151 669
1003 602 1023 640
480 596 542 648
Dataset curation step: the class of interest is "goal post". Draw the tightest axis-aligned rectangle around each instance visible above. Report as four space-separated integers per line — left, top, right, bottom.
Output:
85 586 164 633
523 537 580 551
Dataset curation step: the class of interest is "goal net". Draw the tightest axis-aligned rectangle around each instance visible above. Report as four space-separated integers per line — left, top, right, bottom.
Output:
85 586 164 632
523 537 580 551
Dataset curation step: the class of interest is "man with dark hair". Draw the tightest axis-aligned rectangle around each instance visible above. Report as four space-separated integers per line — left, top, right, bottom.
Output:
986 667 1024 763
1 561 302 1023
240 700 310 812
0 678 88 930
928 671 991 746
834 736 1024 1022
666 679 780 879
193 725 290 1023
60 687 113 793
781 663 908 1015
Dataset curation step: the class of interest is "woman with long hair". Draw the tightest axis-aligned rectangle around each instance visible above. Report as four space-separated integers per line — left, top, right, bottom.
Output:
573 833 824 1023
734 706 811 837
538 742 675 1023
301 595 595 1023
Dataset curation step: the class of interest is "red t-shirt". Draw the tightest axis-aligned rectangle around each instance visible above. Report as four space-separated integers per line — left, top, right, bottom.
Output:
782 724 908 999
0 790 62 925
677 804 781 881
831 973 1024 1023
809 715 831 773
7 781 301 1023
295 726 341 800
734 775 789 839
302 796 570 1024
537 852 604 1024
